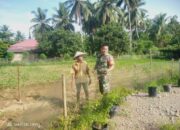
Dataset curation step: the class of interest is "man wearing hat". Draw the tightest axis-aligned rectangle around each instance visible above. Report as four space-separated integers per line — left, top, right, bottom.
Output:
94 45 114 94
71 51 91 104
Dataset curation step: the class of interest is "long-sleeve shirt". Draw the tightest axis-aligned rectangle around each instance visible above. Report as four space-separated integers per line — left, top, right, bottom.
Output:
71 61 90 83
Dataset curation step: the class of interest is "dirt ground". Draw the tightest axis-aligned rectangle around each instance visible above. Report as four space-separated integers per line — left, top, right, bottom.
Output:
112 87 180 130
1 83 180 130
0 65 178 130
0 76 99 130
0 82 62 130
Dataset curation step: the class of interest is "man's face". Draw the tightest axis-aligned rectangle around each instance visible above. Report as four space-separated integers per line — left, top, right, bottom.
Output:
77 56 83 61
100 46 109 55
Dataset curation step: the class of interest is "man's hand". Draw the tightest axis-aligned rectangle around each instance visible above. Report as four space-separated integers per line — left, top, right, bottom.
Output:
71 75 75 88
92 69 96 74
100 68 108 74
89 78 92 85
71 80 75 88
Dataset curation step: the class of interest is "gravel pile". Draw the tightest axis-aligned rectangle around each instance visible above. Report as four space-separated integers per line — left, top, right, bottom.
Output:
112 87 180 130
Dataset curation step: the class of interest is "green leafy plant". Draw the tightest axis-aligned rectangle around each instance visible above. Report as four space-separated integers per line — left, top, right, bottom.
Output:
38 29 85 58
50 87 133 130
0 41 8 58
147 81 158 87
89 23 130 55
5 52 14 61
178 78 180 86
39 53 47 60
160 120 180 130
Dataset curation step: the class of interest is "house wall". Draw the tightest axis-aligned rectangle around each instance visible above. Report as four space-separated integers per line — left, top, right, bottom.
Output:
11 52 38 63
12 53 23 62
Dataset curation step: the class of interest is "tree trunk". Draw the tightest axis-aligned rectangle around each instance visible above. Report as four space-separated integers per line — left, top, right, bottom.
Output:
135 26 139 39
128 9 132 54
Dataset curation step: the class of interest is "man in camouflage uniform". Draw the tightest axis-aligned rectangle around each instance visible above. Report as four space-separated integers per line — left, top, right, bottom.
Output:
95 45 114 94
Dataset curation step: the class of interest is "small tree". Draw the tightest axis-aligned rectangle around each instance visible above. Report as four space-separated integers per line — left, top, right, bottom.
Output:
5 52 14 61
38 29 85 57
0 41 8 58
88 23 129 55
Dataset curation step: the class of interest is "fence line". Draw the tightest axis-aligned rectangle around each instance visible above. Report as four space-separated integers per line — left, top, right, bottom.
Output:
0 59 179 103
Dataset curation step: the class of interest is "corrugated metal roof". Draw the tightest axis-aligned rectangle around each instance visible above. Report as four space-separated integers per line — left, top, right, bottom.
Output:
8 39 39 53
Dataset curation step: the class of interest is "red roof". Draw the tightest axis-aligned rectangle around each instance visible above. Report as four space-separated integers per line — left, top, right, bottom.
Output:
8 39 39 53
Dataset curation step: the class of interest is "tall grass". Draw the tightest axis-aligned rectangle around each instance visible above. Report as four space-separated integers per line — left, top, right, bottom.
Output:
0 56 179 89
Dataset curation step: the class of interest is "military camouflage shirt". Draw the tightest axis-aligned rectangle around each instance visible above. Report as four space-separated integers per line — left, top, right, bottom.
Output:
95 53 114 75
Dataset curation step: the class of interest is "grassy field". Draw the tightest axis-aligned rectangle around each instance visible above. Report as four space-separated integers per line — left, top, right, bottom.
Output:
160 120 180 130
0 56 179 89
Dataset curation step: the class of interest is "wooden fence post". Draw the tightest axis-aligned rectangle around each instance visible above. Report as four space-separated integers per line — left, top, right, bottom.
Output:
62 74 67 118
134 64 137 81
171 58 174 79
17 65 21 102
150 49 152 81
179 59 180 78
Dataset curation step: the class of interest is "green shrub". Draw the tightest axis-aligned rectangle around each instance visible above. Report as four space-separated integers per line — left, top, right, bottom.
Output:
5 52 14 61
160 120 180 130
63 53 71 60
39 53 47 60
143 74 179 92
22 52 30 58
134 40 154 54
38 29 85 57
159 46 180 59
90 23 129 55
0 41 8 58
50 87 133 130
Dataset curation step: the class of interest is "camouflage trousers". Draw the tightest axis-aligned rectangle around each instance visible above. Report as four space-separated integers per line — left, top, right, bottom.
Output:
98 75 110 94
76 82 89 103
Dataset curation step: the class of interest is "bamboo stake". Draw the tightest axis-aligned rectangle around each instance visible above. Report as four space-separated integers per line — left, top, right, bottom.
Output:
17 65 21 102
179 59 180 78
150 49 152 81
134 64 137 81
171 58 174 79
62 74 67 118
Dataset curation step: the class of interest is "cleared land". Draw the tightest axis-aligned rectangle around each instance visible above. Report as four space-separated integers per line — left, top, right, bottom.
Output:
0 57 179 130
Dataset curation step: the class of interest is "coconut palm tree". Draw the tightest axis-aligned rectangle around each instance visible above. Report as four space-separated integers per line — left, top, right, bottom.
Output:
82 15 99 34
151 13 168 38
0 25 13 43
82 2 100 34
64 0 92 24
15 31 25 42
130 0 147 39
117 0 134 53
95 0 123 25
149 13 168 47
31 7 51 37
53 3 74 31
137 10 149 32
117 0 146 52
155 14 168 36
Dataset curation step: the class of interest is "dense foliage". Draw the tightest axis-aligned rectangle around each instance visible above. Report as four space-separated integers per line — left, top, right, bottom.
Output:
0 41 14 60
50 87 133 130
87 23 130 55
38 29 85 58
0 41 8 58
29 0 180 58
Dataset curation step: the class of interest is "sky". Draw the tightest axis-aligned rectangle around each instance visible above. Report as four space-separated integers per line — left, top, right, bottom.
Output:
0 0 180 38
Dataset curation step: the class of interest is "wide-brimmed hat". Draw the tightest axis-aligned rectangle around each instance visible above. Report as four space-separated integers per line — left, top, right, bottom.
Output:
74 51 86 59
